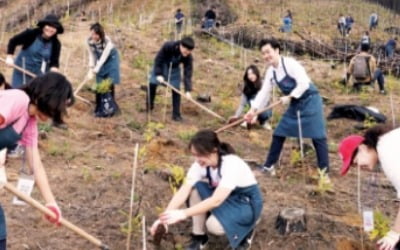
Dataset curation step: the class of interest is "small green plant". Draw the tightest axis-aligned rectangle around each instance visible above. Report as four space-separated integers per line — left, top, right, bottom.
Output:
81 167 92 182
96 78 113 94
167 164 185 193
127 120 143 131
363 115 377 129
316 168 333 194
144 122 165 142
290 149 302 166
369 210 391 240
177 129 196 143
119 210 143 235
38 123 52 133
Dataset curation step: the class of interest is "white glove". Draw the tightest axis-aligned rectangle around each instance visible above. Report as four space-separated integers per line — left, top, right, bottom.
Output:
150 219 168 236
280 95 292 105
160 209 187 225
0 167 7 189
5 55 14 66
87 70 95 80
156 76 165 83
185 92 192 99
377 230 400 250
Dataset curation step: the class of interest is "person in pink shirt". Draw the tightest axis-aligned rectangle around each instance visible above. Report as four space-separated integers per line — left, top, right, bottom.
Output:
0 72 74 249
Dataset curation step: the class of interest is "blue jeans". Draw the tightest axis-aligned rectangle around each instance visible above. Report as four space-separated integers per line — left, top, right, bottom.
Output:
373 69 385 91
257 109 272 125
386 47 394 58
264 135 329 171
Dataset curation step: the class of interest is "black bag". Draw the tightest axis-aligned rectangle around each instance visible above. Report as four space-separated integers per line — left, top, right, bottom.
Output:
95 92 118 118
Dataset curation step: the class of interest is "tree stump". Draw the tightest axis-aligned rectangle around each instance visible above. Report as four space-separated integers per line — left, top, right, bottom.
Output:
275 208 307 235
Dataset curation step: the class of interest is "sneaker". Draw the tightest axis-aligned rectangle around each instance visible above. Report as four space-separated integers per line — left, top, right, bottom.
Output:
7 144 25 159
234 230 255 250
240 121 247 128
380 90 386 95
260 165 276 176
172 115 183 122
261 122 272 130
185 234 208 250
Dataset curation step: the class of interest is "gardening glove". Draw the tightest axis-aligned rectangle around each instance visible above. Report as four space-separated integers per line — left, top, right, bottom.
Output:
0 167 7 189
160 209 187 225
5 55 14 66
185 92 192 99
44 202 62 226
156 76 165 84
244 109 257 124
86 69 95 80
150 219 168 236
280 95 292 105
377 230 400 250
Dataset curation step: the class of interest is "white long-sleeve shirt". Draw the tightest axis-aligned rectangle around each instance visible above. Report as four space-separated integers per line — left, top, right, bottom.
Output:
252 56 311 110
377 128 400 199
87 35 115 73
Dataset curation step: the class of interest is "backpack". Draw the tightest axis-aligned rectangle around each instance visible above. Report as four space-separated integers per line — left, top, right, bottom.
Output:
352 55 371 81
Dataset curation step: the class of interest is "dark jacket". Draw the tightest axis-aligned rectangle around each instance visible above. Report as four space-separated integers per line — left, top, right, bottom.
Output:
154 41 193 91
7 28 61 68
204 9 216 20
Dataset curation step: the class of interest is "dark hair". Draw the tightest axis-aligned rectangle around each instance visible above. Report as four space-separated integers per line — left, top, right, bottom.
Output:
180 36 195 50
259 38 281 51
0 73 11 90
177 8 181 12
90 23 105 43
363 124 393 149
243 65 262 98
361 43 370 52
21 72 74 120
189 129 235 156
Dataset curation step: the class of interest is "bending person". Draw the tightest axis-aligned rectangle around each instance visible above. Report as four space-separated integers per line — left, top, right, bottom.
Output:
150 129 263 250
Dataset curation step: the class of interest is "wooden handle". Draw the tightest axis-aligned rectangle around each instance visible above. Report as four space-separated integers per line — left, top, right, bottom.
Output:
162 81 226 121
215 100 282 133
4 183 109 249
0 58 37 78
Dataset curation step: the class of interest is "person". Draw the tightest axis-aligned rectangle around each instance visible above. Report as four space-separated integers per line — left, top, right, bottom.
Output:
244 39 329 178
0 72 74 250
86 22 120 117
280 11 292 33
369 12 378 31
5 14 63 88
0 74 11 90
147 37 195 121
229 65 272 130
345 15 354 36
337 14 346 37
385 37 397 59
338 124 400 250
150 129 263 250
373 68 386 94
360 31 371 47
203 6 217 30
347 43 376 92
175 9 185 36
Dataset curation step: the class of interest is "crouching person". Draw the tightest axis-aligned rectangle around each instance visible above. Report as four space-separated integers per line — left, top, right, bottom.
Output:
150 129 263 250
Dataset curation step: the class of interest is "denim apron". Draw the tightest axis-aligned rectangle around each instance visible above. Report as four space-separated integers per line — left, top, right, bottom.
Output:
12 36 52 88
194 167 263 248
93 47 120 85
149 54 182 89
273 58 326 139
0 119 26 241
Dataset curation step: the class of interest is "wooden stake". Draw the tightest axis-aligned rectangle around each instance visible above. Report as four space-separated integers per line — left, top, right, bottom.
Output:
163 63 173 123
126 143 139 250
4 183 109 250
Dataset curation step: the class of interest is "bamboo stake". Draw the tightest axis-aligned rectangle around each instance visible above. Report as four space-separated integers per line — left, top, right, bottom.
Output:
215 100 281 133
4 183 109 250
163 63 173 123
142 216 147 250
126 143 139 250
161 80 226 121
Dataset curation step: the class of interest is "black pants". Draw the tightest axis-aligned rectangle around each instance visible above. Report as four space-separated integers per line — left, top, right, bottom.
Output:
353 81 372 92
147 84 181 118
264 135 329 171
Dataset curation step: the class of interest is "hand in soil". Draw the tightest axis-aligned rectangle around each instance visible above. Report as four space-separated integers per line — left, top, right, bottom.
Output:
150 219 168 245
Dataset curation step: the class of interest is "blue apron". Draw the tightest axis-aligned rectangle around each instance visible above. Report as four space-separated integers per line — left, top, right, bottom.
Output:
12 36 52 88
194 167 263 248
273 58 326 139
94 48 120 85
149 54 182 89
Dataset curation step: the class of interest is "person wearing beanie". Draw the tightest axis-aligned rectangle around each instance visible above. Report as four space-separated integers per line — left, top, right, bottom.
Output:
6 14 64 88
339 124 400 250
147 36 195 121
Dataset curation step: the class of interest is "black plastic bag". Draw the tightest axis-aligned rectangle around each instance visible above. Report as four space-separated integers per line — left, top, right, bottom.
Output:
95 92 118 118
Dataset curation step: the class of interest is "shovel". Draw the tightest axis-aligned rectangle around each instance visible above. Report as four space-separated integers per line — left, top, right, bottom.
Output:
4 183 110 250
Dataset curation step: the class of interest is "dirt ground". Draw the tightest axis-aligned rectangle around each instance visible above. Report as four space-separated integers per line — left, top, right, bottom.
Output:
1 0 400 249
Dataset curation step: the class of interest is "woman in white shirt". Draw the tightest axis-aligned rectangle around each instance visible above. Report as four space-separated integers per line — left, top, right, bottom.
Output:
150 129 263 250
339 125 400 250
245 39 329 177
